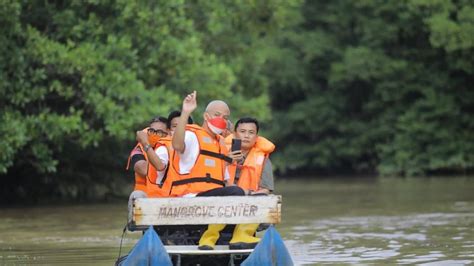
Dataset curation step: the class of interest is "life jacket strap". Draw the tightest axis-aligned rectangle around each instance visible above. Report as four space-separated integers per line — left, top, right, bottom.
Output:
172 173 225 187
199 149 233 163
147 167 170 188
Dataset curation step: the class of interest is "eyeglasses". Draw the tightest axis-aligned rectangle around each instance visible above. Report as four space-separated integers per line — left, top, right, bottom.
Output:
148 128 168 137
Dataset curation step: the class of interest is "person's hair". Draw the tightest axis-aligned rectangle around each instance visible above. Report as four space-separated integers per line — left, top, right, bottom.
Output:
167 110 193 129
150 116 168 125
234 117 259 133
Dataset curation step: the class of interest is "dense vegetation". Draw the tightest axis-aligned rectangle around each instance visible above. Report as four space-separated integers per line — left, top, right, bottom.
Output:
268 0 474 176
1 0 472 203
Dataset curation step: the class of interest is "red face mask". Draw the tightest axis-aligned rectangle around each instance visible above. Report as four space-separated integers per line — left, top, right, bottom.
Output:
207 117 227 135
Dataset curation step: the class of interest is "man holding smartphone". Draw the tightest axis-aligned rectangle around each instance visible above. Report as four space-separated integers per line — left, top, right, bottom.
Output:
226 117 275 195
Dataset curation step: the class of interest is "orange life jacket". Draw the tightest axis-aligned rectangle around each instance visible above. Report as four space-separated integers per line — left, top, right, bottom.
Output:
169 124 231 197
225 135 275 191
146 137 173 197
126 143 148 192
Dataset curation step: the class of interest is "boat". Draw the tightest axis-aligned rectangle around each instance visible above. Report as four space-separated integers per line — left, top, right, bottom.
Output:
116 195 293 266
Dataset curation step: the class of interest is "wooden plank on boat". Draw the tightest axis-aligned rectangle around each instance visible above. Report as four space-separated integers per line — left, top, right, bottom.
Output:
132 195 282 226
165 245 254 255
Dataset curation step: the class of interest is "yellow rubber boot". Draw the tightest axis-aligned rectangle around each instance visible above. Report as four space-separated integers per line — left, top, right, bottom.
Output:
229 223 261 250
198 224 226 250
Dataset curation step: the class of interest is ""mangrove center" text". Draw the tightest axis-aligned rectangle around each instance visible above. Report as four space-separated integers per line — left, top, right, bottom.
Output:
158 203 259 219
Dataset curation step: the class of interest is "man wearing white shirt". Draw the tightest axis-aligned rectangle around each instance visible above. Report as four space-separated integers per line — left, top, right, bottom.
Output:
171 91 259 250
171 91 243 197
127 117 170 227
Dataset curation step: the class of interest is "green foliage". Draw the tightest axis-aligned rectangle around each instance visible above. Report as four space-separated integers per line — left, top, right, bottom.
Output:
0 0 296 202
267 0 474 176
2 0 473 203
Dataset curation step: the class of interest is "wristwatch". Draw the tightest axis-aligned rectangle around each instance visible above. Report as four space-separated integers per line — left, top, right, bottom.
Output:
144 144 152 152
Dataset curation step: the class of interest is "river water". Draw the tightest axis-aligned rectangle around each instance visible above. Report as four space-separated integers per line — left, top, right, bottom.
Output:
1 177 473 265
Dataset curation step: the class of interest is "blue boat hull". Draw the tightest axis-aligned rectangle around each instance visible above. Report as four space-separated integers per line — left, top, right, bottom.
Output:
117 226 293 266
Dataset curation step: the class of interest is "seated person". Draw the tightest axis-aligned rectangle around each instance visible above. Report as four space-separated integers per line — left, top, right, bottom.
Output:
169 91 259 250
167 110 193 136
126 116 170 226
226 117 275 195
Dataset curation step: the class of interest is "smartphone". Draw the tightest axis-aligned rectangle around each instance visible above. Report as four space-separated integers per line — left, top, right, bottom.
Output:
231 138 242 152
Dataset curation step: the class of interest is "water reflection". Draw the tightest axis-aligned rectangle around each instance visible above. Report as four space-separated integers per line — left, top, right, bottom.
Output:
286 213 474 264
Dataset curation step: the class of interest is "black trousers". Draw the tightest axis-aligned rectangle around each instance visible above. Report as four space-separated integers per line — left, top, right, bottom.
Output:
196 186 245 197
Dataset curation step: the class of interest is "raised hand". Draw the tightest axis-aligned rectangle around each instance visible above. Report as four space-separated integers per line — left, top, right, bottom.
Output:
136 130 149 146
228 150 244 164
182 91 197 115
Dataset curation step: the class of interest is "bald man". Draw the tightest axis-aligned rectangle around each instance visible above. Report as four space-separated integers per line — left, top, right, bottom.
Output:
170 91 244 197
170 92 261 251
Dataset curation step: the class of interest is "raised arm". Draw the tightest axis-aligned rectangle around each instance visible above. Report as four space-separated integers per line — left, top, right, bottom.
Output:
136 131 166 171
172 91 197 153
